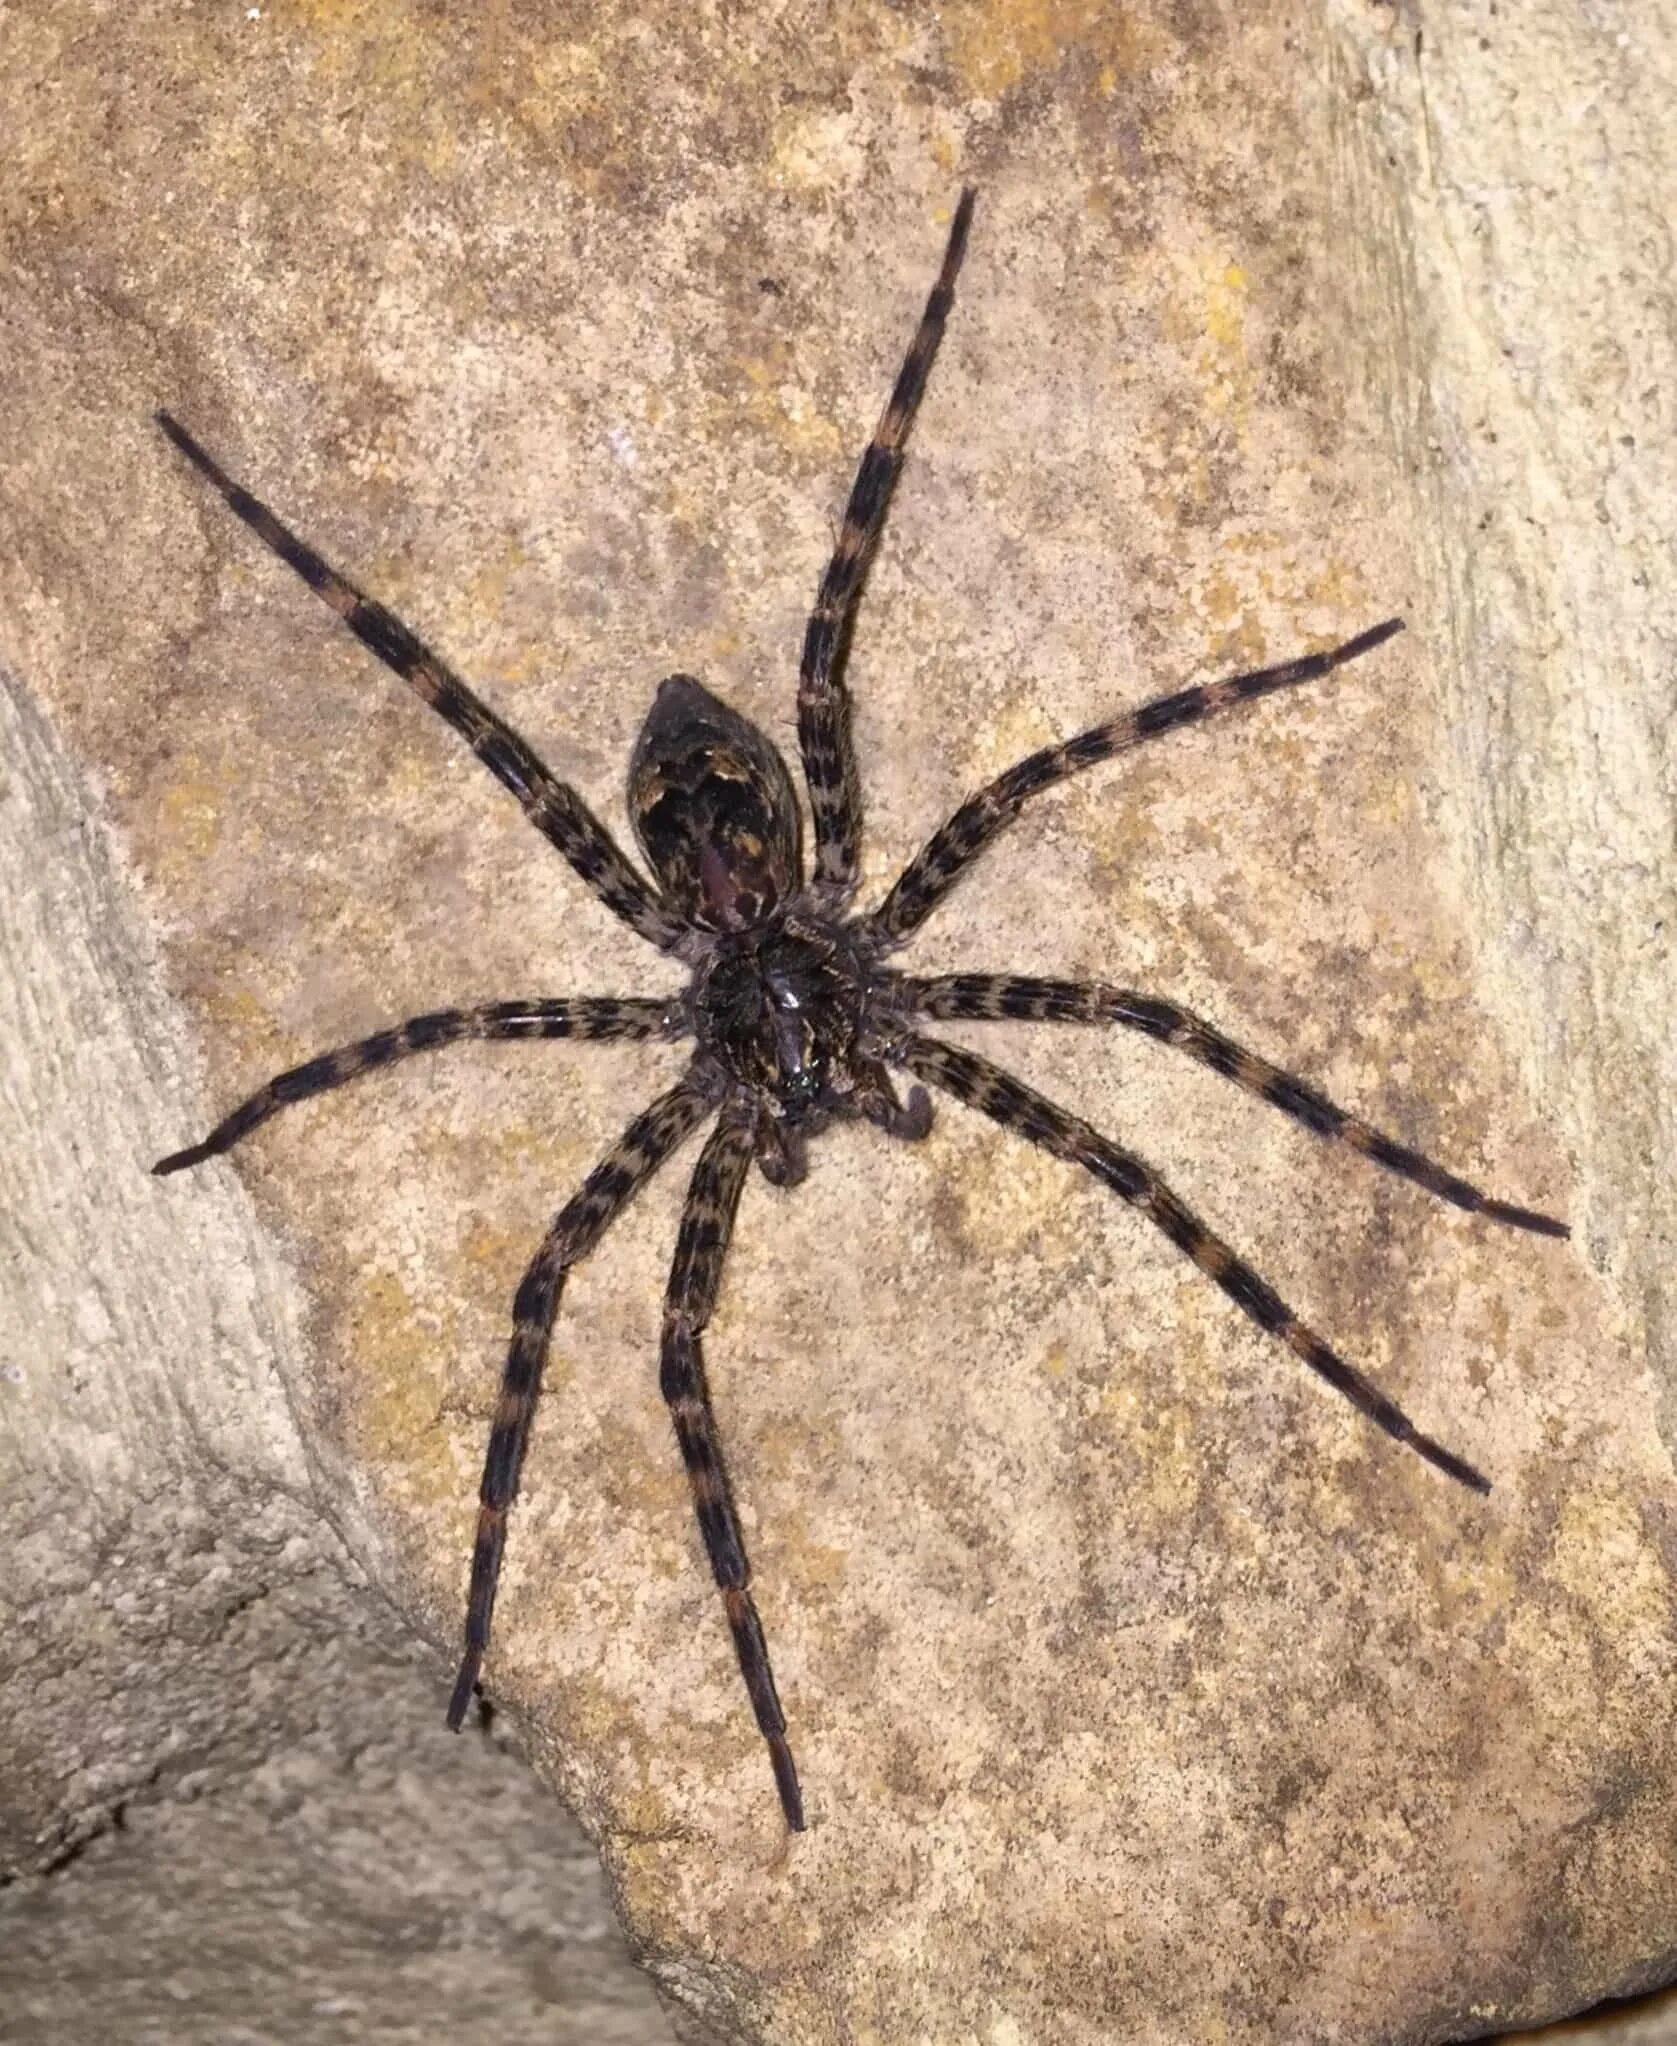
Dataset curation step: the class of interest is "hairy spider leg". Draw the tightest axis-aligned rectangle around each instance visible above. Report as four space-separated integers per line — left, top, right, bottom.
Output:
152 998 675 1175
871 619 1405 944
898 1035 1491 1492
449 1075 718 1729
904 976 1568 1237
154 411 686 953
661 1111 805 1830
799 188 977 899
854 1064 936 1141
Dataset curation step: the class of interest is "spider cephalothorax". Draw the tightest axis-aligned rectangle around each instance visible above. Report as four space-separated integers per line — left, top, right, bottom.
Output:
154 187 1566 1835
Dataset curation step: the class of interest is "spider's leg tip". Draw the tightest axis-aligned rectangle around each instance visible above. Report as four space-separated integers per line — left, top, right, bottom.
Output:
1341 616 1406 663
1442 1449 1493 1495
769 1739 806 1832
1406 1423 1492 1494
1488 1200 1570 1239
1480 1194 1570 1235
445 1662 480 1730
152 1143 209 1176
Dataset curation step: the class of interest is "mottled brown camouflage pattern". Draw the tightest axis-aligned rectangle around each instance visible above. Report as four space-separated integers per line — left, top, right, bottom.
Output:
155 190 1565 1834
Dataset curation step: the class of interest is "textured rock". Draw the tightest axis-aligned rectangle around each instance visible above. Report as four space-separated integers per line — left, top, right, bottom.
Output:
0 1558 679 2046
3 3 1673 2042
0 673 675 2040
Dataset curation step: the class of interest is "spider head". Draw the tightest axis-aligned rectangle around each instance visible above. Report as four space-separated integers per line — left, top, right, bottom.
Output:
694 922 865 1131
629 675 802 932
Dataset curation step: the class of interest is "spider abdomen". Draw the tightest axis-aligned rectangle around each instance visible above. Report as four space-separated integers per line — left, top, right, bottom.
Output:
628 674 803 932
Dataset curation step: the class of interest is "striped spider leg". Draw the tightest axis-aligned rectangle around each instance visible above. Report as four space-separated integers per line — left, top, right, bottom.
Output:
854 622 1566 1491
152 999 676 1175
893 1037 1499 1488
798 187 976 901
153 410 691 955
660 1109 806 1829
158 1002 721 1755
149 393 823 1825
867 618 1409 946
891 978 1567 1490
450 1074 719 1731
902 976 1567 1241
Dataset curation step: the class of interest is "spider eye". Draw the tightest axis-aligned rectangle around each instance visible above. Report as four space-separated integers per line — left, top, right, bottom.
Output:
779 1068 822 1113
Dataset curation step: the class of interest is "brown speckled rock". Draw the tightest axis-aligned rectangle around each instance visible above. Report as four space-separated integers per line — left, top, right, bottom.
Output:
4 3 1673 2042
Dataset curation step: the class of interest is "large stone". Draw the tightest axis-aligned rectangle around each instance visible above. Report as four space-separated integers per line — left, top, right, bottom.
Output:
3 3 1672 2041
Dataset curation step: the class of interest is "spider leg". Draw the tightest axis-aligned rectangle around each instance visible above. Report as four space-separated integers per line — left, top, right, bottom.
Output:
897 1033 1491 1492
662 1108 804 1830
448 1071 717 1730
869 619 1404 945
903 975 1567 1236
752 1109 810 1188
799 189 976 901
853 1062 934 1141
153 997 678 1174
155 412 688 954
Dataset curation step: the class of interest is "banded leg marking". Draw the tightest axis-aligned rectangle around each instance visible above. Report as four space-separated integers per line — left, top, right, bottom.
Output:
902 975 1567 1237
153 997 676 1174
872 620 1405 944
798 189 976 896
447 1073 716 1729
898 1033 1491 1493
661 1111 805 1829
156 411 685 951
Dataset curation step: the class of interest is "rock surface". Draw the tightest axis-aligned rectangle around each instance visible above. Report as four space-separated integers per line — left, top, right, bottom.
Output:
0 671 680 2042
0 1541 679 2046
3 3 1673 2042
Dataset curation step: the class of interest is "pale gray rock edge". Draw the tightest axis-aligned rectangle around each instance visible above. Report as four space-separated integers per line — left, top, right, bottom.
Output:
0 671 680 2044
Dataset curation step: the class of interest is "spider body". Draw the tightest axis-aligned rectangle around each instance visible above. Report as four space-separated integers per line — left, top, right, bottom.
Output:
154 188 1566 1836
692 919 876 1125
633 670 912 1175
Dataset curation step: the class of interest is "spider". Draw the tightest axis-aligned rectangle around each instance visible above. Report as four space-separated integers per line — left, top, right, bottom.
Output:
153 188 1566 1834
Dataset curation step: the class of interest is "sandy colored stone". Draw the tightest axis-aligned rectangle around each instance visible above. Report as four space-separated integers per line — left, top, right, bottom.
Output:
3 3 1673 2042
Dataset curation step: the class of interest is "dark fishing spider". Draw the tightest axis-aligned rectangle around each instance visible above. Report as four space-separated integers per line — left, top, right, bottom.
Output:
154 188 1566 1833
